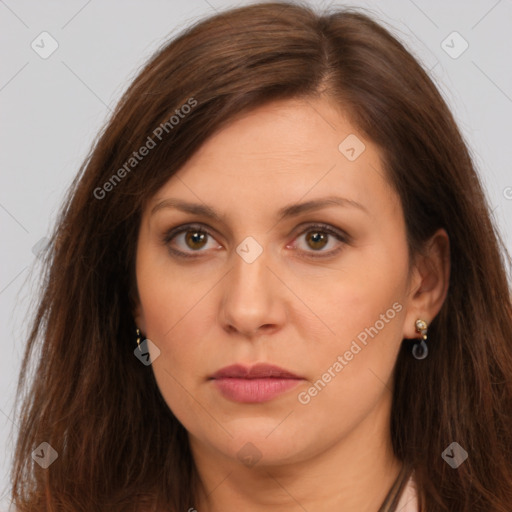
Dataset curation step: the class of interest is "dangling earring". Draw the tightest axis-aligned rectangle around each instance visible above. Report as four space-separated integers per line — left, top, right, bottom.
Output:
136 328 143 352
412 319 428 360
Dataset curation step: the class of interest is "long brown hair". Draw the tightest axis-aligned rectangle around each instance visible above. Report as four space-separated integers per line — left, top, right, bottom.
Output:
9 2 512 510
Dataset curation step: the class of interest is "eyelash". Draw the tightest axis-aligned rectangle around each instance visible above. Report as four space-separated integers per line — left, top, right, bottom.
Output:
161 222 350 260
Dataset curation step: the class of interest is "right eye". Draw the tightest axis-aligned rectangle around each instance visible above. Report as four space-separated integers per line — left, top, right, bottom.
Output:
162 223 223 258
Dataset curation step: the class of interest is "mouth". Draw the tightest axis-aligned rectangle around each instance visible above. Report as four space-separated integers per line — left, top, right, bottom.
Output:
209 363 303 403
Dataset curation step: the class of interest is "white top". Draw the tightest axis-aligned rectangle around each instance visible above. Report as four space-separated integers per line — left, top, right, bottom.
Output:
395 472 419 511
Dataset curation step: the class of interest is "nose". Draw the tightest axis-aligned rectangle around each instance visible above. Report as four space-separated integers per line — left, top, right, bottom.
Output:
219 245 287 339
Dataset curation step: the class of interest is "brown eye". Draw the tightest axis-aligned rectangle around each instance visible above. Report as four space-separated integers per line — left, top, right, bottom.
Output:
184 230 208 250
162 224 221 258
292 223 349 258
305 231 329 251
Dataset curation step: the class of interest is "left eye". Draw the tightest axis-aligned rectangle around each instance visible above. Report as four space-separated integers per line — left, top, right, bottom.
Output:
162 223 348 259
291 224 348 257
163 224 221 257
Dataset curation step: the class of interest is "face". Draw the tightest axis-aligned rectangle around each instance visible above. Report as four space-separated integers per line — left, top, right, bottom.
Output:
134 97 420 469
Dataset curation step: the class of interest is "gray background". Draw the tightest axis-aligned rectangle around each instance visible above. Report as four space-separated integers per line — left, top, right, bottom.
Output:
1 0 511 508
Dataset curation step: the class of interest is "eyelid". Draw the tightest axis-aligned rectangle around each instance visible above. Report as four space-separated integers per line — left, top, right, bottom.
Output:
161 221 350 258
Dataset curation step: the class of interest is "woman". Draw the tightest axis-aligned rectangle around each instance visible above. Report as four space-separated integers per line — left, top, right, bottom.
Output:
10 1 512 511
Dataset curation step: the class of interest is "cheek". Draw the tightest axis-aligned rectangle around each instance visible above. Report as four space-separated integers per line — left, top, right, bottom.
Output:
296 284 405 436
321 259 405 342
136 256 216 408
138 273 208 370
142 293 211 431
294 355 395 452
306 250 407 398
135 220 229 348
136 241 208 342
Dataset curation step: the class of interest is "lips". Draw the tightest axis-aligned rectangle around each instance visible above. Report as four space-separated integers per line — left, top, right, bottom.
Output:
209 363 303 403
210 363 301 380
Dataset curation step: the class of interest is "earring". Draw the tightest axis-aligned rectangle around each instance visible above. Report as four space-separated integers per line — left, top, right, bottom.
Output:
412 319 428 360
136 328 143 352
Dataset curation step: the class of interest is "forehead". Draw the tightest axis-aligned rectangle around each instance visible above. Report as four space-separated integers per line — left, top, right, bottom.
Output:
148 97 398 221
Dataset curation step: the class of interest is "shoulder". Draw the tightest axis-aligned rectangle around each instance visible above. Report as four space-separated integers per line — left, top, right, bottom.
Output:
395 470 419 512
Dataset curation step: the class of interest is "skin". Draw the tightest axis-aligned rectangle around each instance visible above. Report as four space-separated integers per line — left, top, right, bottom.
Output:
133 96 450 512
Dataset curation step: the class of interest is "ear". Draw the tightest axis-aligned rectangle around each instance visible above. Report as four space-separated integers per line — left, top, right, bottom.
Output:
402 228 450 339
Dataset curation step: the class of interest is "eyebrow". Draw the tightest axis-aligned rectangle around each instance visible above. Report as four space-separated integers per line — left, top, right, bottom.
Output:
150 196 368 221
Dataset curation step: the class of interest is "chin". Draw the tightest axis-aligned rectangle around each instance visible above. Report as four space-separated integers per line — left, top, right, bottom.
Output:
206 423 316 468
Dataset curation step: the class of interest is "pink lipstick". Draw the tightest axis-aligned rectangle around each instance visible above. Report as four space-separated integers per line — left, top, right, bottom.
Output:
209 363 303 403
